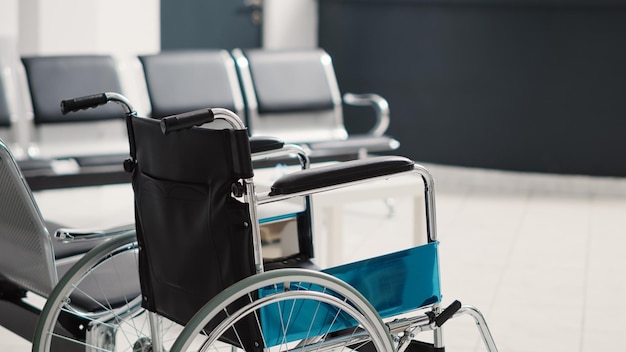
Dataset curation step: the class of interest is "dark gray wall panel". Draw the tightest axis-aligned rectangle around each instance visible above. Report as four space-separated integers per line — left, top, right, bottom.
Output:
320 0 626 176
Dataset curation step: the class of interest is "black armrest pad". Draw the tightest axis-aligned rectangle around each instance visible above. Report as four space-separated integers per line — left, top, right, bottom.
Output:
269 156 414 196
249 136 285 153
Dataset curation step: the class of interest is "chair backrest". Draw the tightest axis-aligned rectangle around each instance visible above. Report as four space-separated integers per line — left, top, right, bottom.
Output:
233 48 348 144
0 138 57 297
0 53 32 158
138 50 245 119
0 77 11 132
21 55 128 158
0 42 19 142
0 80 10 128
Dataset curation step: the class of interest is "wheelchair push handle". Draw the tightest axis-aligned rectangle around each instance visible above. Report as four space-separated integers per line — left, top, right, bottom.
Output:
160 108 215 135
60 92 136 115
60 93 108 114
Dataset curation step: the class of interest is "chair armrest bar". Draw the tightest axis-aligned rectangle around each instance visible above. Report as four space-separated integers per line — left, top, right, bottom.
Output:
343 93 390 136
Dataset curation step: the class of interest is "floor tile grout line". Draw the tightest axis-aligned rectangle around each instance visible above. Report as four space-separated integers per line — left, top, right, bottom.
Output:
578 194 595 352
481 188 532 319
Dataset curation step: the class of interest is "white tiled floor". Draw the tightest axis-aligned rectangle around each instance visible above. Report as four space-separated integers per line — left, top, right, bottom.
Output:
2 163 626 351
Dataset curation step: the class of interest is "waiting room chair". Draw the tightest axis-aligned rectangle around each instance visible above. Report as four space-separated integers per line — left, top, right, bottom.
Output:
232 48 400 160
20 55 132 189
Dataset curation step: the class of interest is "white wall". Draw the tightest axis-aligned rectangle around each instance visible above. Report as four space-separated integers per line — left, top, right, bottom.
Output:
0 0 19 39
263 0 318 49
0 0 160 119
0 0 19 56
2 0 317 54
12 0 159 57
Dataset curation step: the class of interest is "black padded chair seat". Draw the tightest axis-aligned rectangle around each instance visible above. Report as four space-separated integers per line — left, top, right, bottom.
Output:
74 153 127 168
16 159 55 176
270 156 414 196
21 154 128 191
21 138 283 191
25 170 131 191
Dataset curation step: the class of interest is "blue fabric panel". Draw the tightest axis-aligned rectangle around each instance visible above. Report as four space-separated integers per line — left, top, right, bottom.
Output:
259 242 441 346
325 241 441 318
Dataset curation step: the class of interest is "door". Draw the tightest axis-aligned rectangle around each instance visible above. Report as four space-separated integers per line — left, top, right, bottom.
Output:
161 0 262 50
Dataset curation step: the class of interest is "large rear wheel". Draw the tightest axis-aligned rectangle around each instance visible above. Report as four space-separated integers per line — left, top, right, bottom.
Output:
32 231 181 352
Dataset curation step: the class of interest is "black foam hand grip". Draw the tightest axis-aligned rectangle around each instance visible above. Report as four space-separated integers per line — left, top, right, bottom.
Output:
160 108 215 135
60 93 108 114
435 300 462 327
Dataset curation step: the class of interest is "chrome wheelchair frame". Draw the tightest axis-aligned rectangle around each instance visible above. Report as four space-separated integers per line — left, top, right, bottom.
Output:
23 93 498 352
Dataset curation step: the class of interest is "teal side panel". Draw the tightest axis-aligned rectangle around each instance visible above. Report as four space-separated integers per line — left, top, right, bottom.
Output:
324 241 441 318
259 242 441 346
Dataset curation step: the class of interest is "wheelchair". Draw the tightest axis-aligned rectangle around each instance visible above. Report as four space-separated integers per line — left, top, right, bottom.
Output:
28 92 498 351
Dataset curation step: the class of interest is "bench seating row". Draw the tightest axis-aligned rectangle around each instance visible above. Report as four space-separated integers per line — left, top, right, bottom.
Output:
0 48 399 190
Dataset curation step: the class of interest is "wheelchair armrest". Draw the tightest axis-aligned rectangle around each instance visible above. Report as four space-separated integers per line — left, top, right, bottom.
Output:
55 223 135 242
269 156 414 196
343 93 390 137
249 136 285 153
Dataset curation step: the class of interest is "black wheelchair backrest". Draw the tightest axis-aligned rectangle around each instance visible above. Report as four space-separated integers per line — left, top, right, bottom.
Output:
128 114 257 326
